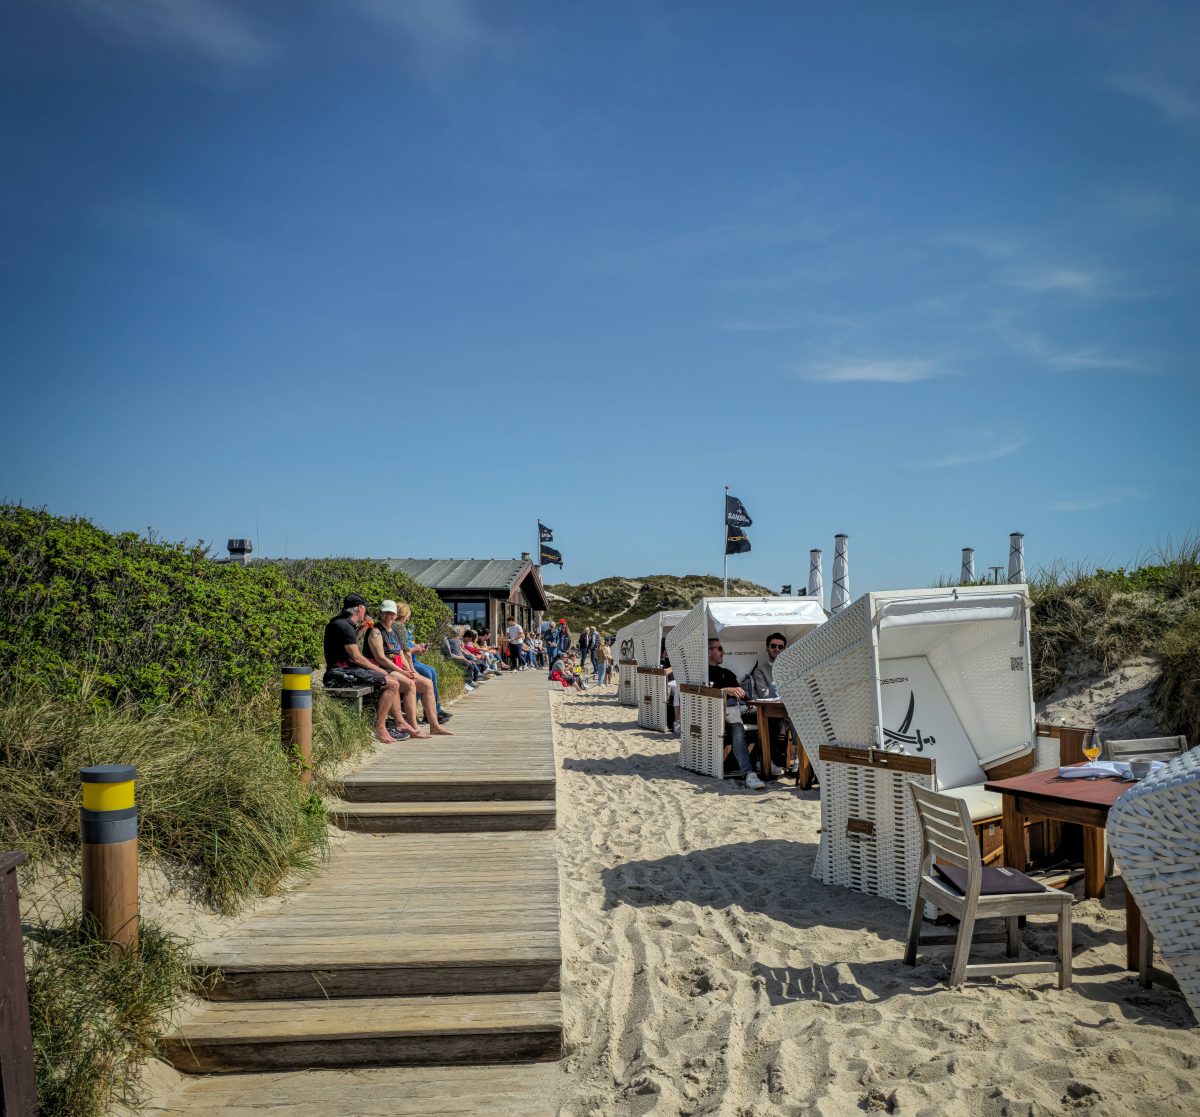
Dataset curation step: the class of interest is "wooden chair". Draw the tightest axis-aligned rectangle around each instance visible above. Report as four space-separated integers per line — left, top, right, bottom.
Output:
1103 735 1189 764
904 784 1074 989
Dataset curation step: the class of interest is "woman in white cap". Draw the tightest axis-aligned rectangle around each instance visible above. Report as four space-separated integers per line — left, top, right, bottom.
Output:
365 601 453 737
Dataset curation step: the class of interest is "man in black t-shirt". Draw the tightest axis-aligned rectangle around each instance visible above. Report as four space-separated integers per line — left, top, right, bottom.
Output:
708 637 765 789
323 594 410 745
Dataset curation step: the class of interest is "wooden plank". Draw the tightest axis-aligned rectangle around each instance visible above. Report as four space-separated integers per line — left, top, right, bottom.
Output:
163 994 563 1073
144 1064 563 1116
331 801 556 834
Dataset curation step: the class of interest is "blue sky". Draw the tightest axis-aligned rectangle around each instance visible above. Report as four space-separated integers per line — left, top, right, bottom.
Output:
2 1 1197 597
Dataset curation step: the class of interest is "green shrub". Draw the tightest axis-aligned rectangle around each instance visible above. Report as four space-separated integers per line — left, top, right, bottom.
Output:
1152 611 1200 744
26 918 196 1117
0 686 373 911
0 506 452 710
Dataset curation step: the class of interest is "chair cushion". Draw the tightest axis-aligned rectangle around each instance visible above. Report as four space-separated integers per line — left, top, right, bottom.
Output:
933 863 1049 895
940 782 1003 822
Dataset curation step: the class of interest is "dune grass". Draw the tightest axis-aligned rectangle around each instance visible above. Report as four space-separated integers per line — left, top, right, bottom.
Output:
1 684 374 911
24 917 197 1117
1028 536 1200 704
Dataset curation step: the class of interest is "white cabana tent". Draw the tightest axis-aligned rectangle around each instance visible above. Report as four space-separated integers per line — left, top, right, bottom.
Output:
634 610 687 731
666 596 826 777
774 585 1039 907
614 620 640 707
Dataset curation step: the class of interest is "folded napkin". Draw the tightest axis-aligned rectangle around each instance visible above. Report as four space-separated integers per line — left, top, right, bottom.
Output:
1058 761 1128 779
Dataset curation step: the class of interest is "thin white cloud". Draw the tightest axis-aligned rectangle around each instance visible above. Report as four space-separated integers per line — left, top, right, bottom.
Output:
1048 487 1148 513
990 315 1158 376
1048 350 1150 374
1106 73 1199 122
913 432 1028 469
1004 267 1110 296
720 311 859 333
354 0 492 77
67 0 271 66
803 359 947 384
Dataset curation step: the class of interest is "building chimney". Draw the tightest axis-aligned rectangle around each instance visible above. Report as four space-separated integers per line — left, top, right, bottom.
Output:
808 549 823 605
960 547 975 585
521 552 531 562
227 538 253 565
830 534 850 615
1008 532 1026 584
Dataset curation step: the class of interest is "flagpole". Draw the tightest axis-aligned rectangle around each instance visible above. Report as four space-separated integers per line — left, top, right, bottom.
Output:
723 485 729 595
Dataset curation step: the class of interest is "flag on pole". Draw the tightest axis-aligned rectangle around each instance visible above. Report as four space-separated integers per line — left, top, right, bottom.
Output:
725 526 751 555
540 544 563 568
538 521 554 542
725 494 752 527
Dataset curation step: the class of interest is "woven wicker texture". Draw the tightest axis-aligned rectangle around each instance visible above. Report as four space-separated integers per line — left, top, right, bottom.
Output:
632 610 687 669
665 603 711 686
678 690 726 778
810 756 936 908
1107 747 1200 1019
618 662 637 706
636 668 669 732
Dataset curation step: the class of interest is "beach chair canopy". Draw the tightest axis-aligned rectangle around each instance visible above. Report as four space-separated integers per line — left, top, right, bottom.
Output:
666 596 827 688
615 621 640 662
775 586 1034 789
632 610 688 668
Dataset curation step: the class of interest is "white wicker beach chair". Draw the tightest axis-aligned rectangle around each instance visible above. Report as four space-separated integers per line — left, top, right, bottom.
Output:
904 784 1073 989
634 611 686 731
1104 735 1189 764
775 586 1038 908
666 597 826 778
1106 747 1200 1020
614 621 640 707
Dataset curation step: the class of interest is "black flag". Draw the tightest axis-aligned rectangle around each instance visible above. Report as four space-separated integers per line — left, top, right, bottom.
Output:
726 494 752 527
540 544 563 568
725 526 751 555
538 521 554 542
781 584 792 595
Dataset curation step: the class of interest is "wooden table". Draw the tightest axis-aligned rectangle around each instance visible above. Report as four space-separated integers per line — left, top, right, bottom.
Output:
984 767 1145 972
749 699 814 788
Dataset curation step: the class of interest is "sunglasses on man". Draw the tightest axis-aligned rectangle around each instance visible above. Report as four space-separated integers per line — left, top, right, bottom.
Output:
768 642 785 650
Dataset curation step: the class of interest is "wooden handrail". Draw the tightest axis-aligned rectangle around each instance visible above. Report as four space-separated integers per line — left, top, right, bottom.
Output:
1 851 37 1116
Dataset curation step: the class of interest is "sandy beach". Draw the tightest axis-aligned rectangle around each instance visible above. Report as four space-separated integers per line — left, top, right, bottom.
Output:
549 682 1199 1116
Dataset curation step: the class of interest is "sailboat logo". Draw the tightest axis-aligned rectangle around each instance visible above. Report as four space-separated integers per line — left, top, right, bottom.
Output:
883 691 936 752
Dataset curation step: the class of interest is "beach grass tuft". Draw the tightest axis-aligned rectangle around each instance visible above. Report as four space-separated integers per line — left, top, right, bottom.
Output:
25 917 197 1117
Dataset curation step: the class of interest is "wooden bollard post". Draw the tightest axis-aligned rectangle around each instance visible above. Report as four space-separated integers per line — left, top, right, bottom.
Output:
80 764 139 955
281 667 313 787
1 851 38 1116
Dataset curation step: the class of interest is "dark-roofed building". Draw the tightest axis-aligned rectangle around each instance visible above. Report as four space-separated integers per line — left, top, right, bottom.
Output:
384 554 550 636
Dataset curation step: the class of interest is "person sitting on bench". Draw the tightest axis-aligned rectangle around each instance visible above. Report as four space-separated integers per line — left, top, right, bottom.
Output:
744 631 791 776
365 601 452 737
323 594 412 745
708 637 765 789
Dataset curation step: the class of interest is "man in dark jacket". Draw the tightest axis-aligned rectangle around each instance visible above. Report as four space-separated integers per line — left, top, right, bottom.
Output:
708 637 765 789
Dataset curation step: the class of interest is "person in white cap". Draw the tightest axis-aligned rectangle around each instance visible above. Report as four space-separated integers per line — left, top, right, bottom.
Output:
364 601 453 737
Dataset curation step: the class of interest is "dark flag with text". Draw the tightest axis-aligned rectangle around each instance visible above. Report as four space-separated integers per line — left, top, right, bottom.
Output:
725 494 752 527
725 526 751 555
540 544 563 568
539 521 554 542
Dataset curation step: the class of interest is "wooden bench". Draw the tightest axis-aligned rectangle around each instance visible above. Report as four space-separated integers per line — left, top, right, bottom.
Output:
319 685 375 712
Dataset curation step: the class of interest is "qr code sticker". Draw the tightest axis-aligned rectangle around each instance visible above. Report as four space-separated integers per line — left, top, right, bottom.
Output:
1010 657 1024 671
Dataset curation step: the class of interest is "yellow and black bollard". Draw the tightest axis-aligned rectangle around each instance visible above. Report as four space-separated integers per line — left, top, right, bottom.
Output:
80 764 138 954
281 667 313 787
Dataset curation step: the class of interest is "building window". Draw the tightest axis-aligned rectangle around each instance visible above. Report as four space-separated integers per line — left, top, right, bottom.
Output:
452 601 488 630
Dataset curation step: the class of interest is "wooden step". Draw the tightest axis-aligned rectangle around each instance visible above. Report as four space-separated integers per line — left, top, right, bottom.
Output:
142 1063 563 1115
337 775 556 803
162 993 563 1074
198 953 561 1001
330 799 555 833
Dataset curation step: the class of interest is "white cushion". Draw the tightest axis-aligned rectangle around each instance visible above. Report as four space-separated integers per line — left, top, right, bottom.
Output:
940 782 1003 822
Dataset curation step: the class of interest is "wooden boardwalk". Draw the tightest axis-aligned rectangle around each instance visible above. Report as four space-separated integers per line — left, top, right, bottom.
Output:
155 670 563 1112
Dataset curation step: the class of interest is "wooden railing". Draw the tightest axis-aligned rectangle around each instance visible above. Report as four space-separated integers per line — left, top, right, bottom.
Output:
1 851 36 1116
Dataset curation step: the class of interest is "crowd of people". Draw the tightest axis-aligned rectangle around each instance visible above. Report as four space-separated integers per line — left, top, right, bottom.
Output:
321 598 620 743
